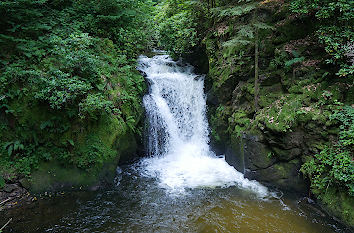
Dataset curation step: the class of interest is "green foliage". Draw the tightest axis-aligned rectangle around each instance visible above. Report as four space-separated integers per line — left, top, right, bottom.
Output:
284 57 305 68
155 0 208 56
228 110 251 138
0 176 4 189
158 11 198 55
302 147 353 196
221 5 274 48
78 94 116 119
0 0 152 176
3 141 24 156
302 105 354 197
211 2 257 20
331 105 354 147
290 0 354 77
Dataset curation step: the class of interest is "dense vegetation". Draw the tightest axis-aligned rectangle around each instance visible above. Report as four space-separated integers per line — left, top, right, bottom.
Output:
156 0 353 225
0 0 154 181
0 0 353 227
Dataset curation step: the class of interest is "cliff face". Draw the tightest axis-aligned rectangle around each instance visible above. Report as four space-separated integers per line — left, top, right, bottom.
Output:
198 1 353 226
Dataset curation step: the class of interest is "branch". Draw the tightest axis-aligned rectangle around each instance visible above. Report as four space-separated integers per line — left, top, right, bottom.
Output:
0 198 12 206
0 218 12 232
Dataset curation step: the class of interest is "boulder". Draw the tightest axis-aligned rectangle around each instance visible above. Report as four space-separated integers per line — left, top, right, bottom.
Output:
244 159 308 193
225 134 308 193
243 134 276 170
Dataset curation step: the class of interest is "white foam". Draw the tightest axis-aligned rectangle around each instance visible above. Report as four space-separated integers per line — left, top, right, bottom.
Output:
138 55 270 197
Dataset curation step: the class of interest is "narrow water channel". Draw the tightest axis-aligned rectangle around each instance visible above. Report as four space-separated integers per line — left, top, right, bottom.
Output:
1 55 350 233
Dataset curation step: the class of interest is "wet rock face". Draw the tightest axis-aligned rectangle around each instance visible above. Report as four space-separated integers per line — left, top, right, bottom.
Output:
225 134 308 193
243 135 276 170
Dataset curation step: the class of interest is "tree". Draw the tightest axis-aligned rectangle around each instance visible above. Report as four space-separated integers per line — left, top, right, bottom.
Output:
221 2 273 112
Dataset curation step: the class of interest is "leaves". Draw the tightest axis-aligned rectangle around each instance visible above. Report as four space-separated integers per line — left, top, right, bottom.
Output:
3 141 24 156
157 9 199 56
290 0 354 78
284 57 305 68
302 105 354 197
0 0 151 174
211 2 257 20
0 176 4 189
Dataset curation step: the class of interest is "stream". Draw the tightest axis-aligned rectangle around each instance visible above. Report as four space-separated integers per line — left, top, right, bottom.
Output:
1 55 350 233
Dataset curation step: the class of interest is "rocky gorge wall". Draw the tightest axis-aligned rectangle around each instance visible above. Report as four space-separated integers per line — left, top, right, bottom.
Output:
190 1 354 227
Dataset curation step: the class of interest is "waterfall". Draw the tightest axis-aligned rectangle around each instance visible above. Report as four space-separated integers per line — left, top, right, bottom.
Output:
138 55 268 195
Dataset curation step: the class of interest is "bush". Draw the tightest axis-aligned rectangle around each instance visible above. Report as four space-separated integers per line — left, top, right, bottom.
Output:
290 0 354 77
0 0 152 175
301 105 354 197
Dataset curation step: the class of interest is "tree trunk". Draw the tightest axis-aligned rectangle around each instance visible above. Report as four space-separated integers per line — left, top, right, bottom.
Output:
254 28 259 112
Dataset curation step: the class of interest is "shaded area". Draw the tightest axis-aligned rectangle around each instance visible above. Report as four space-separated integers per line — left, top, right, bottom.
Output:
0 163 350 233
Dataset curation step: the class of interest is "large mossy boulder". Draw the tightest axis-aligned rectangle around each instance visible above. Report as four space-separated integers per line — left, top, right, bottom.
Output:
225 134 308 193
29 161 114 192
28 116 139 193
318 187 354 227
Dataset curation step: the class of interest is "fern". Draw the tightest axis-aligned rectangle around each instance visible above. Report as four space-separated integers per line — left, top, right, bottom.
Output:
253 22 274 30
212 3 257 19
222 37 252 47
285 57 305 67
238 25 254 39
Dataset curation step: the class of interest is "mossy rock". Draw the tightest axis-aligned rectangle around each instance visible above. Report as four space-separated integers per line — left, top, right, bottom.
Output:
245 158 308 193
272 147 301 161
29 161 102 193
28 116 138 193
225 136 245 173
317 187 354 227
243 134 276 170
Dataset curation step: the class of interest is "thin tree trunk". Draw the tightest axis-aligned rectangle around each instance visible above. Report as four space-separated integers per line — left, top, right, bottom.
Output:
254 28 259 112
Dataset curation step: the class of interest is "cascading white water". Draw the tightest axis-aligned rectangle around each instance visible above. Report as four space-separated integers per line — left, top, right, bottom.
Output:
138 55 269 196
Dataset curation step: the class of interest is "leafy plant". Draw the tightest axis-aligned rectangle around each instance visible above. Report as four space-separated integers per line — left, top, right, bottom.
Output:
290 0 354 77
3 141 24 156
0 176 4 189
0 0 152 175
301 105 354 197
157 10 199 56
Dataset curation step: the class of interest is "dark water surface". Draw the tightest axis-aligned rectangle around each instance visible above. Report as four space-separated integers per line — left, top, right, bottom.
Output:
1 164 351 233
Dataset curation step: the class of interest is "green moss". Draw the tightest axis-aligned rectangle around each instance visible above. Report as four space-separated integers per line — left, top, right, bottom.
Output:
259 87 283 108
0 176 4 189
272 161 298 178
255 94 302 132
318 187 354 227
29 120 138 193
72 114 126 171
228 110 251 138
